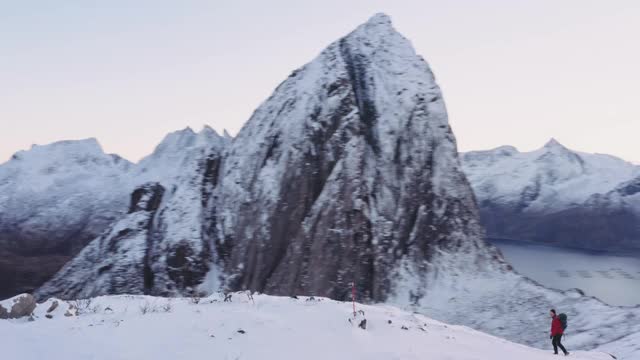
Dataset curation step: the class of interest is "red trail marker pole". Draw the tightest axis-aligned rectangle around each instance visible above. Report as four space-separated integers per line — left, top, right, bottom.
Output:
351 282 356 318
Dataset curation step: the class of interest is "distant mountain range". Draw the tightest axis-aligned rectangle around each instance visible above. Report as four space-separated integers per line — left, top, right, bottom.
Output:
461 139 640 251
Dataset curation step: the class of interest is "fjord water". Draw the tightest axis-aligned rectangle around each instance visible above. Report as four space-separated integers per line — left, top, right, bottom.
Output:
489 239 640 306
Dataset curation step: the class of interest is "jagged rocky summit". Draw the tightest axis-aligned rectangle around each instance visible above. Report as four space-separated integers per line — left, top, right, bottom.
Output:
35 13 505 301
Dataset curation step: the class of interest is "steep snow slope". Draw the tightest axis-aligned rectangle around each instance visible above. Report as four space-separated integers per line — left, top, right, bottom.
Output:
461 140 640 250
36 128 229 299
212 12 503 301
0 139 133 298
596 330 640 360
0 293 615 360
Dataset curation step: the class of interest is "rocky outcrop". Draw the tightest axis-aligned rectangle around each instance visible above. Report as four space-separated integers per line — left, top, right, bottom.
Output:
0 293 36 319
9 294 36 318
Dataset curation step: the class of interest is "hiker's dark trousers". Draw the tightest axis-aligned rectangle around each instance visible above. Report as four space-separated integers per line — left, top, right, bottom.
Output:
552 334 568 355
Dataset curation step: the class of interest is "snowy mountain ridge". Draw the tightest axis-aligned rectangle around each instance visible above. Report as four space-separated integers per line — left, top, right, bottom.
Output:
462 139 640 212
461 139 640 250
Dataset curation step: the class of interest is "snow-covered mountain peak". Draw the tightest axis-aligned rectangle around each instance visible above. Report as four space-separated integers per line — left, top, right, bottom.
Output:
535 138 582 165
0 138 133 192
213 12 499 302
200 125 217 137
494 145 519 154
365 12 392 25
354 13 395 34
346 13 426 68
197 125 227 147
462 140 640 212
147 127 197 154
5 138 125 168
135 125 228 184
147 126 226 155
542 137 564 149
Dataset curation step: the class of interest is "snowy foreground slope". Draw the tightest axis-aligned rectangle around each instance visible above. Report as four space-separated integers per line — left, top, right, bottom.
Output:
0 294 614 360
461 140 640 250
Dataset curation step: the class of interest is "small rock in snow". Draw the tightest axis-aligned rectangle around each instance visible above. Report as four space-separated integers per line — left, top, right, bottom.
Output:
47 300 59 313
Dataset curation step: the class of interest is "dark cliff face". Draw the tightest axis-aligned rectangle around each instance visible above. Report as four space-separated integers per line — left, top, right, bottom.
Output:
211 14 498 302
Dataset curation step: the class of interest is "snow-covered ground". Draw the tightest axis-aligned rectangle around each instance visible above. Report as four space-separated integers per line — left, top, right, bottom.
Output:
0 293 615 360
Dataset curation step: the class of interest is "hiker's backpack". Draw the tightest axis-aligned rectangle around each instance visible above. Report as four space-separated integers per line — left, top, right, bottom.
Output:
558 313 568 330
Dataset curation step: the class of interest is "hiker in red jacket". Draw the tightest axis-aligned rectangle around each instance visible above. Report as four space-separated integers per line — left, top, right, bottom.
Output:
550 309 569 356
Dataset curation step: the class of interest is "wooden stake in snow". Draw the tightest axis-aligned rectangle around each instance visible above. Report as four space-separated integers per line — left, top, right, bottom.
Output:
351 282 356 318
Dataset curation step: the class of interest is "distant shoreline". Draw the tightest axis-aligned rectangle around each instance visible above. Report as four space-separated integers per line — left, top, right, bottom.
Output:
487 237 640 259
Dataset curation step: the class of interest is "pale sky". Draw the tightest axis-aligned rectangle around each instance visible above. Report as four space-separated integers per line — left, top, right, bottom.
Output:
1 0 638 163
